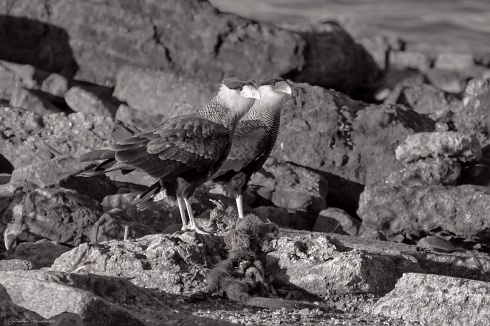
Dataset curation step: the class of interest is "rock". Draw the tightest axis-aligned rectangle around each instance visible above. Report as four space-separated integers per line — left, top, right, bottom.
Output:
0 299 46 326
115 104 163 132
10 87 63 115
249 158 328 214
10 156 87 188
358 184 490 241
395 132 482 165
273 231 490 294
271 83 435 186
268 234 399 295
0 106 137 169
389 51 431 71
453 77 490 145
386 158 462 186
434 53 475 71
101 193 181 232
425 69 467 94
370 273 490 326
60 174 119 202
13 239 72 268
0 271 146 326
0 259 34 271
389 83 460 115
0 60 70 101
2 270 154 304
1 0 379 93
312 208 360 236
51 234 223 293
65 84 119 118
90 209 156 243
251 206 312 230
114 66 214 117
3 188 103 247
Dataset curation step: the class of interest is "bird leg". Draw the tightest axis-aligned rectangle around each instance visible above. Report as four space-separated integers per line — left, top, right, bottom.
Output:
183 197 209 234
177 196 188 228
236 194 245 219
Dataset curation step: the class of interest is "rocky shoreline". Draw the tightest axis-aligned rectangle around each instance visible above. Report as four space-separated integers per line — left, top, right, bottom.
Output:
1 0 490 325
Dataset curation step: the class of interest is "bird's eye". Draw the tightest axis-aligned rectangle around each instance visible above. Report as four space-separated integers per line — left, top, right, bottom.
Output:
238 87 243 91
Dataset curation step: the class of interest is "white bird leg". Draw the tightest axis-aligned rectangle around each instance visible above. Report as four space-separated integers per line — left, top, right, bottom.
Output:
236 194 245 219
184 197 209 234
177 196 188 229
123 225 129 241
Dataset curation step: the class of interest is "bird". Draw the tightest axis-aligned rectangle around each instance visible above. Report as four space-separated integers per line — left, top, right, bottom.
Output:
78 77 261 234
211 77 292 219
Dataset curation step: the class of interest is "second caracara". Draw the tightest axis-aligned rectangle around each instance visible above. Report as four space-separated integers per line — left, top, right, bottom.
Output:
78 78 260 234
211 77 292 218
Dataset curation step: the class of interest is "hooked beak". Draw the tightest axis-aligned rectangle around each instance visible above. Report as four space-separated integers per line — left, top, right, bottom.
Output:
240 85 261 101
274 81 292 96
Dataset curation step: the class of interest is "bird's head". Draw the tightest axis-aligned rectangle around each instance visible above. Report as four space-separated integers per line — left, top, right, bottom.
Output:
257 77 292 108
218 77 261 119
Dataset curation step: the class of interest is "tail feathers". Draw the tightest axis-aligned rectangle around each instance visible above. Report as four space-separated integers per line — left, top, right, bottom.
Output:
79 149 115 162
135 181 162 211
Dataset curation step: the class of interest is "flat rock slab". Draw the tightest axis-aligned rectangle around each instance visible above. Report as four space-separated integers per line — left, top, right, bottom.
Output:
358 184 490 241
50 233 224 293
370 273 490 326
272 230 490 296
0 271 146 326
14 239 72 268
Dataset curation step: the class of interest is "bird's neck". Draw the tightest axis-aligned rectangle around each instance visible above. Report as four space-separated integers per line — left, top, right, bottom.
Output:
240 98 282 129
198 97 241 130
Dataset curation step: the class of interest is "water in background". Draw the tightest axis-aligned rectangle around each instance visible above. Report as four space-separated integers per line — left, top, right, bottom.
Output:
210 0 490 54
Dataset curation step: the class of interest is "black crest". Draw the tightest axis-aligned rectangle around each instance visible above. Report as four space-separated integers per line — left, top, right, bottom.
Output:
222 77 253 90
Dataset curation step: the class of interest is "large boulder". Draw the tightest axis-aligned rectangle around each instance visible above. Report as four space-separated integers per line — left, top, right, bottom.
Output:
370 273 490 326
271 83 435 186
358 184 490 241
0 0 380 93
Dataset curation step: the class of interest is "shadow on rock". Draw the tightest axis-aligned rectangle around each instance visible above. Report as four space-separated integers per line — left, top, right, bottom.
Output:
0 15 78 79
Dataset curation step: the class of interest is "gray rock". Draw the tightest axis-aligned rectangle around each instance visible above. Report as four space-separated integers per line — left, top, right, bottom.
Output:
14 239 71 268
0 0 379 93
0 60 70 101
271 83 435 186
0 271 146 326
0 259 34 271
51 234 222 293
3 188 102 248
370 273 490 326
389 51 432 71
114 66 214 117
65 84 119 118
386 158 462 186
10 87 62 115
115 104 163 132
249 158 328 214
425 69 467 94
390 83 460 115
312 207 360 236
0 107 137 169
101 193 181 232
434 53 475 71
90 208 156 243
395 132 482 164
10 156 87 188
453 77 490 145
358 184 490 241
251 206 311 230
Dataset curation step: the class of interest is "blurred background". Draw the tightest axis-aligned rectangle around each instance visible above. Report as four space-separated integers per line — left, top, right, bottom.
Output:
211 0 490 54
